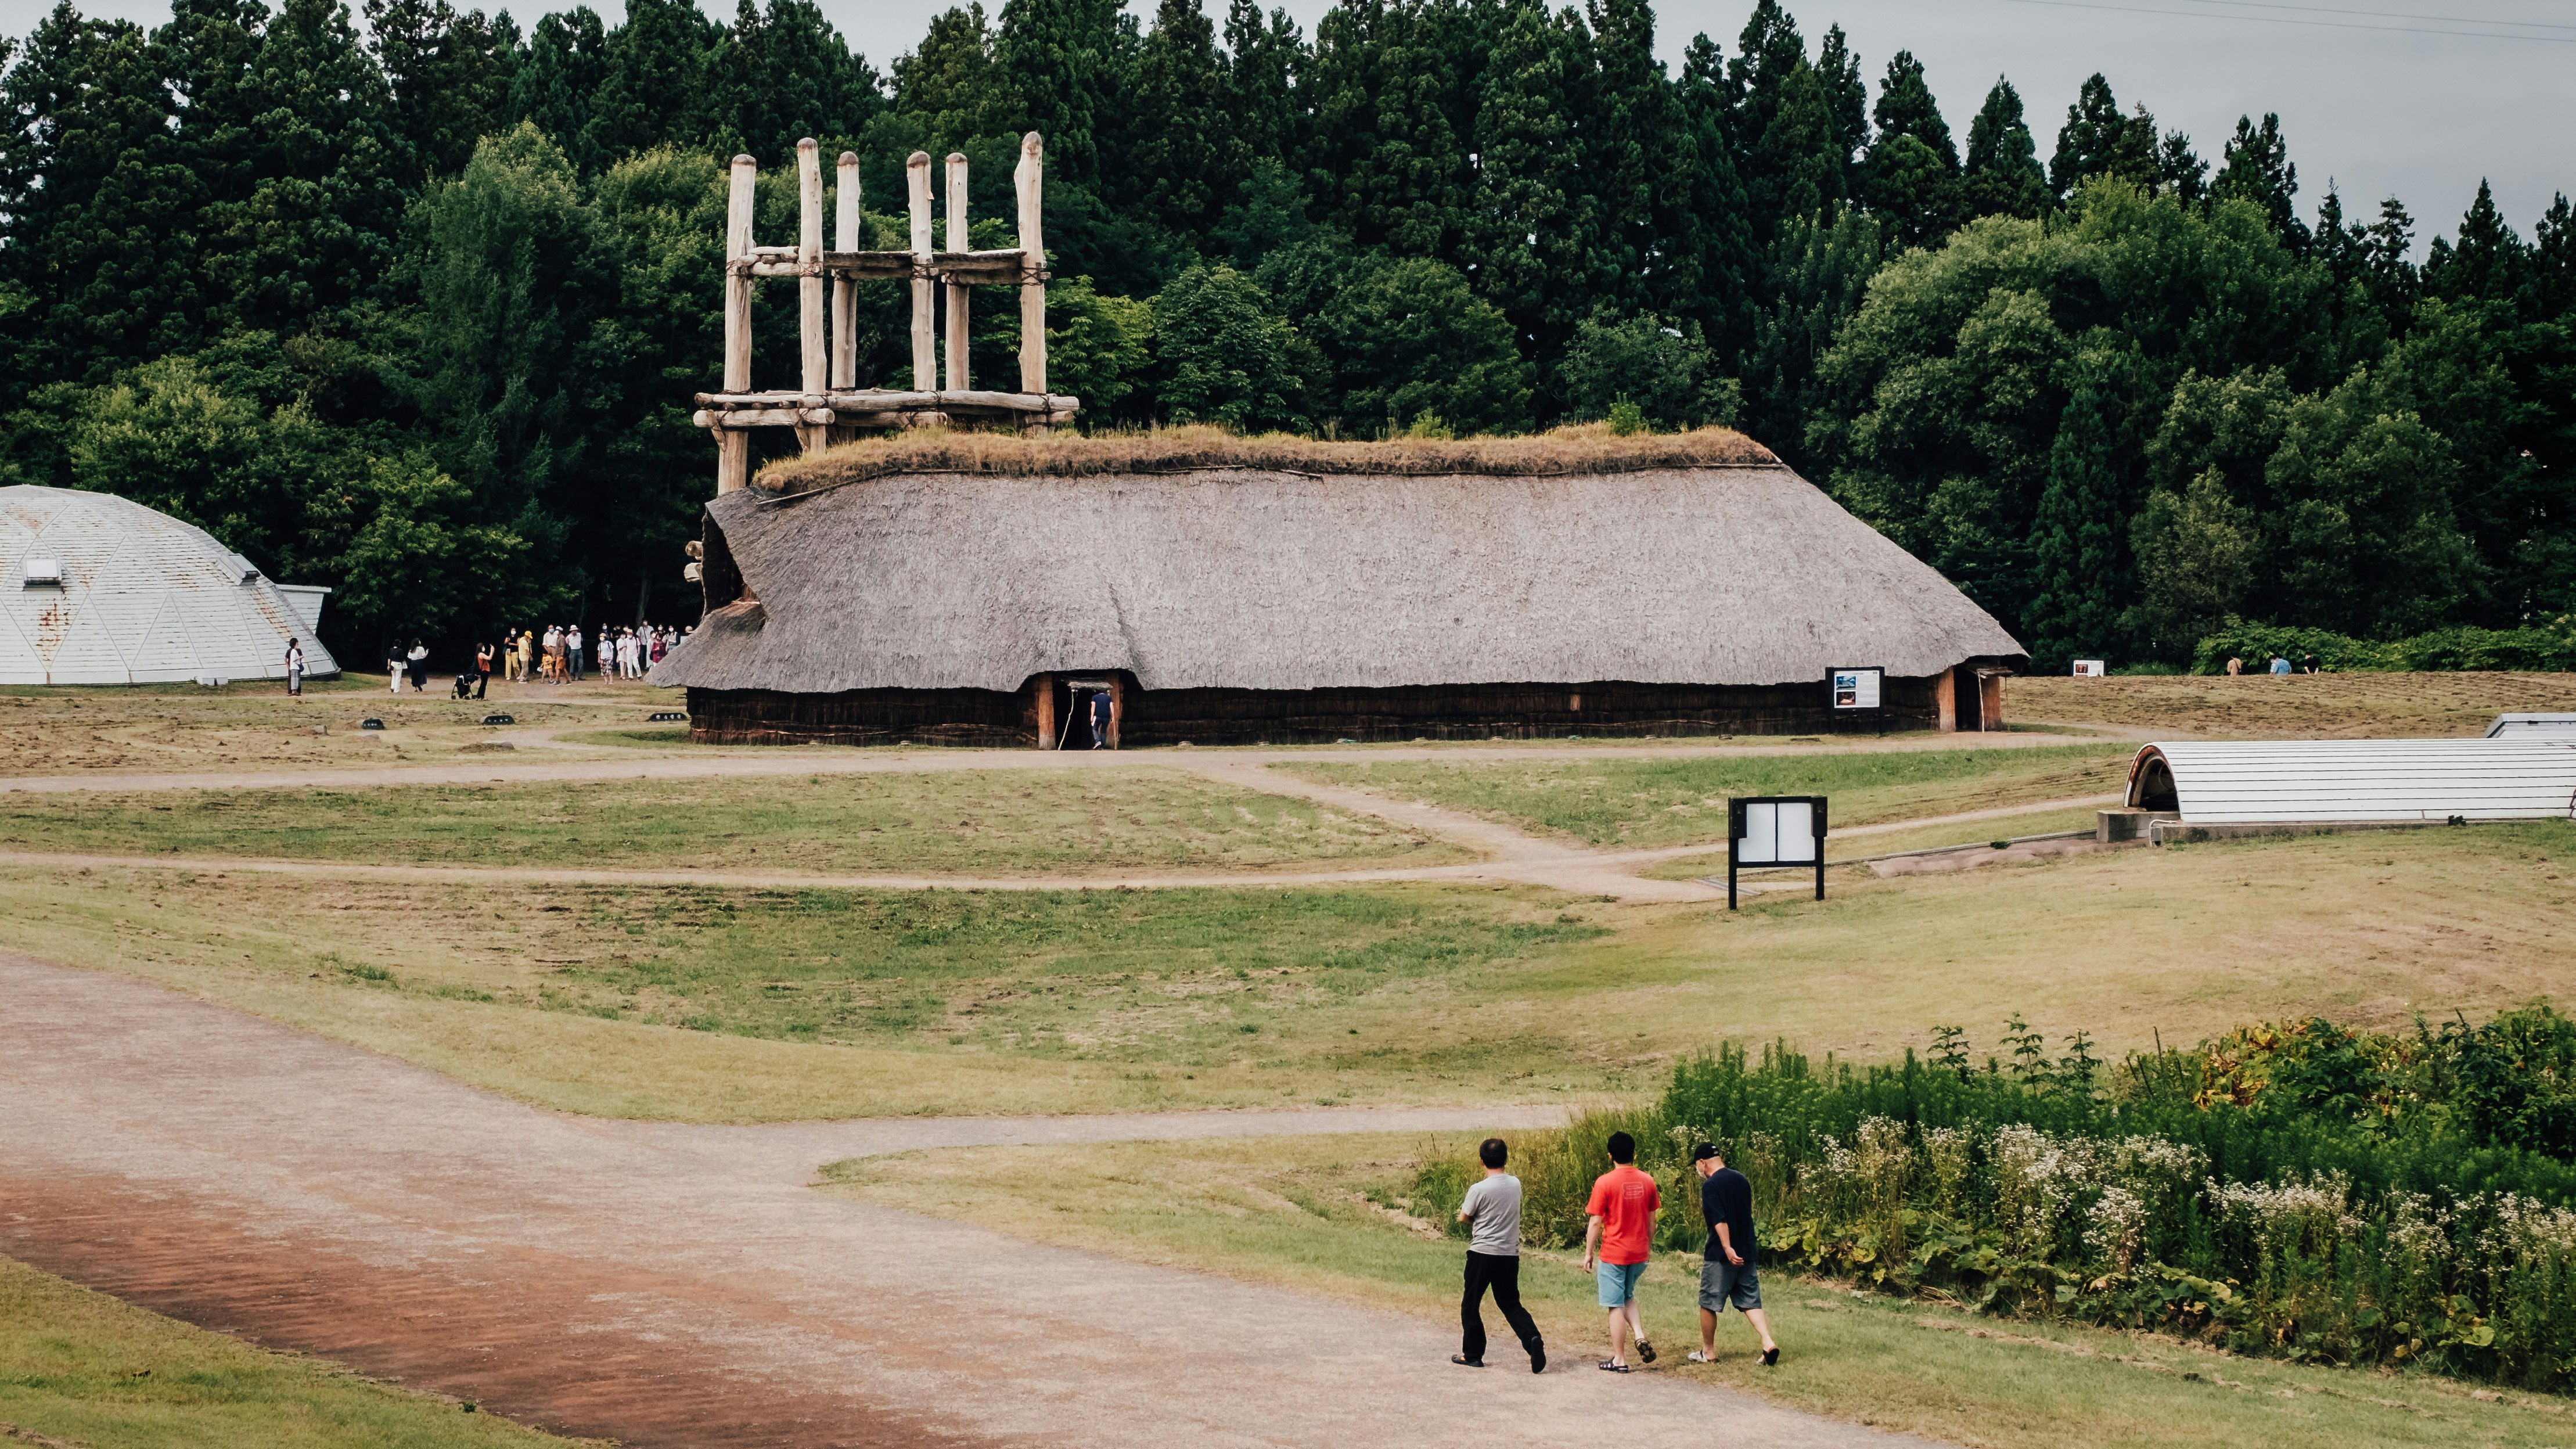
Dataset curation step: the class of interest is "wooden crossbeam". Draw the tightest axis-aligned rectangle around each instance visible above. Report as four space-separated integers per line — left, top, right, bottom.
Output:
704 133 1071 494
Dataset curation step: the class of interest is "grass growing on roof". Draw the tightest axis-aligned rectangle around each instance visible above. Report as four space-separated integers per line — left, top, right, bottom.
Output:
1283 743 2130 848
818 1133 2573 1449
0 1254 592 1448
0 767 1470 875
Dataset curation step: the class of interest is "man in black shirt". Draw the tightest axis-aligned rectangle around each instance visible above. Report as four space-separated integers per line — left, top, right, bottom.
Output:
1688 1142 1778 1366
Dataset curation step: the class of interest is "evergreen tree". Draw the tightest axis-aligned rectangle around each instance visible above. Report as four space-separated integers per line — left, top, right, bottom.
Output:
1812 23 1865 184
1862 51 1961 249
703 0 879 163
2156 129 2206 205
890 3 1005 145
516 8 608 172
1724 0 1809 245
1466 0 1591 367
2027 357 2133 666
2424 180 2528 306
366 0 520 183
2211 112 2306 250
1301 0 1478 260
1674 33 1755 355
584 0 716 162
1150 261 1312 430
1741 203 1881 470
993 0 1124 185
1960 77 2046 220
1221 0 1300 168
2048 73 2154 197
1124 0 1242 249
1753 61 1843 225
1312 254 1527 434
1587 0 1698 321
0 5 208 386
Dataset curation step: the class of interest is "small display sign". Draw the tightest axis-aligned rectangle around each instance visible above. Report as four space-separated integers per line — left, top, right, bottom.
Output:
1726 794 1829 909
2072 660 2106 678
1829 666 1883 710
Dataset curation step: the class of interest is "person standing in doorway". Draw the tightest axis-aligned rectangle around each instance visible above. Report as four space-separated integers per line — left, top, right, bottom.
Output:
1088 688 1113 749
284 638 304 696
1582 1130 1660 1372
1688 1143 1778 1367
1454 1138 1545 1373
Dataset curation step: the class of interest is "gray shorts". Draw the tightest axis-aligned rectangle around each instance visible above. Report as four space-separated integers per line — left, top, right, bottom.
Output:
1699 1255 1760 1313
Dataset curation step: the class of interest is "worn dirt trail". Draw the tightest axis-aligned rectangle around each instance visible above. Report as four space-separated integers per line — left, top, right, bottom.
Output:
0 954 1939 1449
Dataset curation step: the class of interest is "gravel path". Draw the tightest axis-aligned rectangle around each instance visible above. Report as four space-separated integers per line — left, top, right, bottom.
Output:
0 952 1941 1449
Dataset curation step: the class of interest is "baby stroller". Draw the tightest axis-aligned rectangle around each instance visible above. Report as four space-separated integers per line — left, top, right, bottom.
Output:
451 673 477 700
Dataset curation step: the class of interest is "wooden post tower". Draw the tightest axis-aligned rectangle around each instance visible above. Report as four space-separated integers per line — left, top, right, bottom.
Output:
690 131 1076 492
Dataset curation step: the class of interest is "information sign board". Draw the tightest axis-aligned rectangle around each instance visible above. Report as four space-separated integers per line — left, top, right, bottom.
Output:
1828 667 1883 710
1726 794 1829 909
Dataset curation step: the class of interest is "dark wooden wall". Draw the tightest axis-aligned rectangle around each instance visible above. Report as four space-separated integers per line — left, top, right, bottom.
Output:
689 675 1949 747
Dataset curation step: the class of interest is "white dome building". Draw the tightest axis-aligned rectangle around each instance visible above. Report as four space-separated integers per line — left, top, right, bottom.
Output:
0 486 338 685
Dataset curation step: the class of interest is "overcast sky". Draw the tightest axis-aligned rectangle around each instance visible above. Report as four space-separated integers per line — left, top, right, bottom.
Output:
13 0 2571 246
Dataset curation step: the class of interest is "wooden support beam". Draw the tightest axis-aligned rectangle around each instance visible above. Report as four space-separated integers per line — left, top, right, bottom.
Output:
831 153 858 391
796 139 828 456
944 152 969 394
1015 131 1047 434
695 388 1080 415
906 152 934 393
1033 672 1055 749
718 152 757 494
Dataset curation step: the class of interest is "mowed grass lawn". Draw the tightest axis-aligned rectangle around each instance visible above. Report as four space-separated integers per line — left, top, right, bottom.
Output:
820 1134 2573 1449
0 1255 589 1448
1283 743 2132 848
7 821 2570 1121
0 767 1469 876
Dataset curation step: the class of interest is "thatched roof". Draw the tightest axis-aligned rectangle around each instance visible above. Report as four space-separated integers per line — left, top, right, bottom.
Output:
660 432 2025 696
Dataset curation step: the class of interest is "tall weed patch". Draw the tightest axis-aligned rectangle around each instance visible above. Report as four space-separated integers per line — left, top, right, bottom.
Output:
2191 616 2576 673
1422 1005 2576 1390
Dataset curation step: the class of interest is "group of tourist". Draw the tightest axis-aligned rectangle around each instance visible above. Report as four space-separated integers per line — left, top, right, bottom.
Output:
1453 1132 1778 1376
2224 653 2322 675
482 623 679 686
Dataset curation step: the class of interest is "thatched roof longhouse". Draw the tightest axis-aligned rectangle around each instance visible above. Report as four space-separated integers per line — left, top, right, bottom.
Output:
657 428 2025 699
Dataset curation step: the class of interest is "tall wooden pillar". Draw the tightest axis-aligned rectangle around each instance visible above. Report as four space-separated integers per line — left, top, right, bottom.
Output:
717 153 756 494
830 151 859 444
794 138 827 456
1033 673 1055 750
906 152 935 395
1934 668 1957 732
1107 675 1123 751
1014 132 1047 434
944 152 970 394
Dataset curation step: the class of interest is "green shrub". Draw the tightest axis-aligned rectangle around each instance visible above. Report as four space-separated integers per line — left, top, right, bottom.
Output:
1418 1005 2576 1390
2189 615 2576 674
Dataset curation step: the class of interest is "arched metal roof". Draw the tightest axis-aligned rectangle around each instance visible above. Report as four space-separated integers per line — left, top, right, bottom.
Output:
2127 739 2576 824
0 486 338 685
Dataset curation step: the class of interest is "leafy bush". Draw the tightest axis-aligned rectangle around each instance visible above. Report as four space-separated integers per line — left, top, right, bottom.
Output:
1419 1005 2576 1389
2190 616 2576 674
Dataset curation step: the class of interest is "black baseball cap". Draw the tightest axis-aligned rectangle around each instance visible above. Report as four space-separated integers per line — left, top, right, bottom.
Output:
1689 1142 1719 1162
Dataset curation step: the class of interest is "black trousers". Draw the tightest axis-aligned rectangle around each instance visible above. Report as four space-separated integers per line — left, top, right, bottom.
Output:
1462 1251 1541 1362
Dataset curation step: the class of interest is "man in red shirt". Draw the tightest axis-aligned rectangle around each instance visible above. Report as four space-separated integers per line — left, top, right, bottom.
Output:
1581 1130 1661 1371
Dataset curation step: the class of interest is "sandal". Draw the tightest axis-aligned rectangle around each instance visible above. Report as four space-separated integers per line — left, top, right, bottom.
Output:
1598 1360 1630 1372
1635 1339 1657 1364
1450 1354 1484 1368
1761 1346 1780 1367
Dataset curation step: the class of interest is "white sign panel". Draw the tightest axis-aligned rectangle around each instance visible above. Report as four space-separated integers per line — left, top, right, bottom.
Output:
1740 800 1817 864
1830 667 1883 710
2073 660 2106 678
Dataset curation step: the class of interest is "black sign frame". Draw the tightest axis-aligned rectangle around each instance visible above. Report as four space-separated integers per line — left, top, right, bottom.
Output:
1826 665 1887 736
1726 794 1829 909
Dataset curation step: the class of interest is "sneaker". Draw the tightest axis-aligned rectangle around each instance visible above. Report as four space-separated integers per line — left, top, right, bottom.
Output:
1761 1346 1780 1367
1687 1349 1714 1364
1450 1354 1485 1368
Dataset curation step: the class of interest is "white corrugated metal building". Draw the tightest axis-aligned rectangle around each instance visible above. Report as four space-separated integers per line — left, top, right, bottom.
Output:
2127 739 2576 824
0 486 337 685
2488 713 2576 738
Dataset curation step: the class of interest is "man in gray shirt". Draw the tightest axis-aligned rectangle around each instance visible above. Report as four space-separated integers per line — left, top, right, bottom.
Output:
1454 1137 1546 1372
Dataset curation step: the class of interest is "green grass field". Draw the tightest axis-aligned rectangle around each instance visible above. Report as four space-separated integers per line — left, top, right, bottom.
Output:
0 1255 587 1448
1282 744 2131 848
6 820 2567 1121
0 767 1469 876
821 1133 2574 1449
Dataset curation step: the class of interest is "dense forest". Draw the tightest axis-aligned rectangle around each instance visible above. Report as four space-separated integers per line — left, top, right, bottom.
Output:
1 0 2568 668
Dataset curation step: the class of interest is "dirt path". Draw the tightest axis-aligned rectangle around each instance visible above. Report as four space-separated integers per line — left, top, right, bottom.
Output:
0 730 2088 795
0 953 1938 1449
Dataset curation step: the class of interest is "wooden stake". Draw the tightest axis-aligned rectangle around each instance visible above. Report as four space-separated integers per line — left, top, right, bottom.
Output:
719 153 757 493
1015 131 1048 434
944 152 969 394
906 152 935 394
832 152 858 391
795 139 827 456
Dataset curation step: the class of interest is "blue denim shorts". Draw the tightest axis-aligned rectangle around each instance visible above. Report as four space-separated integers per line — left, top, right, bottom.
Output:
1595 1258 1647 1307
